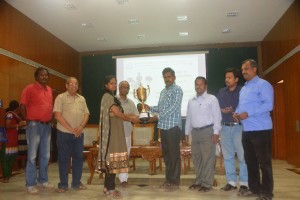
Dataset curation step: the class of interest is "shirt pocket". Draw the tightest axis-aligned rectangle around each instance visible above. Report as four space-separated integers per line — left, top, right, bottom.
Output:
77 99 86 113
63 99 74 112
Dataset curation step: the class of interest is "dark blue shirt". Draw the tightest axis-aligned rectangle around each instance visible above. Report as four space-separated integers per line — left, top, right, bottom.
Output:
217 85 242 123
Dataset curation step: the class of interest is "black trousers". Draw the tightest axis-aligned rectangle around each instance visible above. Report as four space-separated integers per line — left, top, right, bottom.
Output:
104 173 116 191
160 126 181 185
242 130 273 198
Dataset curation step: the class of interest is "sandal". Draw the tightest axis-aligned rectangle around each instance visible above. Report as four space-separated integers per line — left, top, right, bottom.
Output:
56 188 66 193
159 181 169 189
107 190 122 199
188 184 201 190
2 178 9 183
103 187 109 194
164 183 179 192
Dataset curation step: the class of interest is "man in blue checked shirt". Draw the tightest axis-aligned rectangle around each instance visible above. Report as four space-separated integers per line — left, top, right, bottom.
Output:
233 59 274 200
145 67 183 192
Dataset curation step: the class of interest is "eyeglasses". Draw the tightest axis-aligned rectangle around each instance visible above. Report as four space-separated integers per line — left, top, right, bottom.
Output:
68 82 78 86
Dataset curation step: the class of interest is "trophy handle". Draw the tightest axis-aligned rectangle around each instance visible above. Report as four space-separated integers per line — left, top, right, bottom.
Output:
147 85 150 96
133 89 138 100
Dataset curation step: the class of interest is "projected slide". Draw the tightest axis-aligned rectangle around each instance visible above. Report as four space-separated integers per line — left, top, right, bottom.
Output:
116 53 207 116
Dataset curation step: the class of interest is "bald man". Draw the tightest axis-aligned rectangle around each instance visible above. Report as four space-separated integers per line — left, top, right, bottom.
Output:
117 81 139 187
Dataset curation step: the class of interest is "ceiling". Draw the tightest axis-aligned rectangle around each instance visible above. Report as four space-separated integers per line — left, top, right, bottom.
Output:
6 0 294 53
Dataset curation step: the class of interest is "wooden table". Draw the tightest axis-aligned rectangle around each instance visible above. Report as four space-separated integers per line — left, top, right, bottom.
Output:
86 144 193 184
130 145 193 175
130 146 163 175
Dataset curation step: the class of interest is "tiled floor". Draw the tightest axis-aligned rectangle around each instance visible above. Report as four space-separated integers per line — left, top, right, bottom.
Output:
1 159 300 200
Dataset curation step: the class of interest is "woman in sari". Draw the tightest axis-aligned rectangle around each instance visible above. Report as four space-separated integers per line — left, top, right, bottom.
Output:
98 75 139 198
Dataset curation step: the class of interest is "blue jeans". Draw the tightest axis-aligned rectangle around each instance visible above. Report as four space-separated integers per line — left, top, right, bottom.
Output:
57 130 84 189
220 125 248 186
25 121 51 187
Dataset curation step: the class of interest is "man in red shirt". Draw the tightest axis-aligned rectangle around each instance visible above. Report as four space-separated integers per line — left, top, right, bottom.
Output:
20 67 54 194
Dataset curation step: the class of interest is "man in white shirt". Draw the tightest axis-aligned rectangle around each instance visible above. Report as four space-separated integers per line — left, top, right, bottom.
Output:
117 81 139 187
185 76 222 192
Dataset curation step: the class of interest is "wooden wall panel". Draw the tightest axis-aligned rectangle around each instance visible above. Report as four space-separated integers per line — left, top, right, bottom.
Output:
0 1 79 77
0 55 66 108
272 83 286 160
265 54 300 166
0 1 79 108
262 1 300 166
262 1 300 70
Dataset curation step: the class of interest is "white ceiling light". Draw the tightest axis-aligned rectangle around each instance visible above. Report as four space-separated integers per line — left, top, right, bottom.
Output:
116 0 129 5
179 32 189 37
222 28 231 33
97 37 107 41
128 19 140 24
177 15 188 21
227 11 239 17
81 23 94 28
136 34 145 39
64 3 76 10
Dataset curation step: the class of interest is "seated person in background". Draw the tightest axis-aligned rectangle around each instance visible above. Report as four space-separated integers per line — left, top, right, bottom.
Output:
1 100 26 183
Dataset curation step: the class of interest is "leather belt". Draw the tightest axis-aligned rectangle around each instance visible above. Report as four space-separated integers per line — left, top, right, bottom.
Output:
29 120 51 124
222 122 241 126
193 124 213 130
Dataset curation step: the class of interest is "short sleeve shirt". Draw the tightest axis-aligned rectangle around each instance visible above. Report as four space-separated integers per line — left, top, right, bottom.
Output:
20 82 53 121
53 91 90 133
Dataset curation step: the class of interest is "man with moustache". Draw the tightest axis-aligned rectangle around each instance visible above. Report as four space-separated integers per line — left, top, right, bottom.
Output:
185 76 222 192
53 77 89 192
117 81 139 187
20 67 54 194
145 67 183 192
217 68 248 194
233 59 274 200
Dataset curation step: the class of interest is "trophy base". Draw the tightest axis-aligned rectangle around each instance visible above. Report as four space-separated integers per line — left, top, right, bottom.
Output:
139 112 150 123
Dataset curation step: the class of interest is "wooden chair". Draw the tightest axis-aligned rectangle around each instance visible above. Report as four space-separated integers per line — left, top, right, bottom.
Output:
131 123 155 146
130 123 162 174
82 125 102 184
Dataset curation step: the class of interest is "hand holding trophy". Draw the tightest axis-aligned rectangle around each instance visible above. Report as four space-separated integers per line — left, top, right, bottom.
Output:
134 83 150 123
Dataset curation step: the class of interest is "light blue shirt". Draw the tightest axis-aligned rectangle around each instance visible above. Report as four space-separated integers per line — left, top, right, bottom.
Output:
235 76 274 131
185 91 222 135
150 83 183 130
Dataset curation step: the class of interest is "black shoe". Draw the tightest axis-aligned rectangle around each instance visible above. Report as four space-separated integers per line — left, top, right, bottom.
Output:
238 187 259 197
198 186 211 192
238 185 249 195
221 183 237 191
